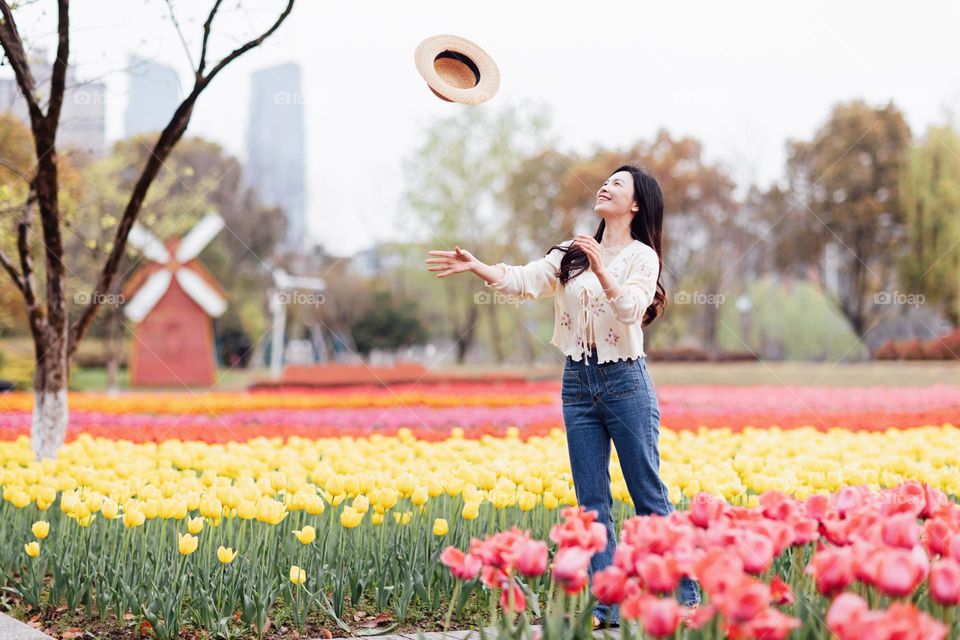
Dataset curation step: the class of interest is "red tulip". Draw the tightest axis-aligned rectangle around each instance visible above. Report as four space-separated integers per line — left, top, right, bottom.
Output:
881 603 948 640
440 546 482 581
511 539 548 577
929 559 960 606
873 547 927 598
549 507 607 553
591 565 628 604
499 581 526 612
769 575 795 606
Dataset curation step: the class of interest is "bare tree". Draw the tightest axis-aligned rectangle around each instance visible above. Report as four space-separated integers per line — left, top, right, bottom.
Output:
0 0 297 460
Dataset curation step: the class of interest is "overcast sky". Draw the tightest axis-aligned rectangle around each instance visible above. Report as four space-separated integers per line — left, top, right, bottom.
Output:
5 0 959 256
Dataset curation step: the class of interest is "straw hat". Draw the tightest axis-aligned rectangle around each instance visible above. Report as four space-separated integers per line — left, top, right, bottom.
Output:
414 34 500 105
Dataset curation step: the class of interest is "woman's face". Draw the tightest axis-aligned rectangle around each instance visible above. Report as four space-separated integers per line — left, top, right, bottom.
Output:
594 170 639 218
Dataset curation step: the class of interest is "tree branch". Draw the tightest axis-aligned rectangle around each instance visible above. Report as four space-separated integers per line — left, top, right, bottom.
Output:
0 1 44 129
164 0 197 71
44 0 70 128
68 0 297 357
0 246 25 294
197 0 224 76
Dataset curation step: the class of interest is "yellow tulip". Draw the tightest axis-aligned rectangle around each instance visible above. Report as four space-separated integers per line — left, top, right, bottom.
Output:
31 521 49 540
123 508 146 528
432 518 448 536
237 499 257 520
101 498 120 520
294 525 316 545
340 506 363 528
24 541 40 558
370 512 384 525
461 501 480 520
187 516 204 535
178 532 198 556
411 486 428 506
217 546 237 564
289 565 307 585
352 494 369 513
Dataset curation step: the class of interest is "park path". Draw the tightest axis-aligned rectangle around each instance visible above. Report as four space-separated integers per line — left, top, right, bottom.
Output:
0 612 54 639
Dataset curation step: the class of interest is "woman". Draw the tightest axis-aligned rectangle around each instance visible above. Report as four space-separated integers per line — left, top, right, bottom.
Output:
425 164 700 627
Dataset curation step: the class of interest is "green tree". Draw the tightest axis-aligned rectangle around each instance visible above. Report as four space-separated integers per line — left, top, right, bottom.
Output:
350 290 427 357
899 124 960 325
402 100 552 364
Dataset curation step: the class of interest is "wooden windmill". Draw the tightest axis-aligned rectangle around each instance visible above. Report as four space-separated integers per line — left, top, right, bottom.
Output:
122 213 228 387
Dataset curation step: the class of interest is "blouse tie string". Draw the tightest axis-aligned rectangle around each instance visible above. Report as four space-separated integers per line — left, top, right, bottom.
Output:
577 286 594 366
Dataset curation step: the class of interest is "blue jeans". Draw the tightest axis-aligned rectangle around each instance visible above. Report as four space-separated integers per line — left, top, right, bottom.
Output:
560 347 700 623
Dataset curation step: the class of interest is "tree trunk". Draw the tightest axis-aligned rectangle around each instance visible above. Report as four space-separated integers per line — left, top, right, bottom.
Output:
31 328 69 460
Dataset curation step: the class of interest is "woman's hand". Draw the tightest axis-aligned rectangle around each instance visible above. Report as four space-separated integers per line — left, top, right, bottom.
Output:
425 245 479 278
572 234 606 276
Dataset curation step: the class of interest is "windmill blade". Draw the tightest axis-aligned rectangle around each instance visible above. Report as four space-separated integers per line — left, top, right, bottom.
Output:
176 212 225 263
284 275 326 291
123 269 172 321
176 267 227 318
128 224 171 264
274 269 325 291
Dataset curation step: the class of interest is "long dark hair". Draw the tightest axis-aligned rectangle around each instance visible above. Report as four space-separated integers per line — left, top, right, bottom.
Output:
546 164 667 327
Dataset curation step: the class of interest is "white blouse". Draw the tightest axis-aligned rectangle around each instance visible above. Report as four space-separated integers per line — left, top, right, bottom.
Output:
484 239 659 366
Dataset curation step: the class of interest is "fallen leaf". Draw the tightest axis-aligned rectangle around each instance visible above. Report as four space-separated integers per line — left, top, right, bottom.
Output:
123 613 134 621
321 627 333 639
353 611 366 621
139 619 153 635
62 629 84 639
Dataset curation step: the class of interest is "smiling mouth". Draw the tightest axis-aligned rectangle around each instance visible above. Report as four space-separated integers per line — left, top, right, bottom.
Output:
597 195 611 202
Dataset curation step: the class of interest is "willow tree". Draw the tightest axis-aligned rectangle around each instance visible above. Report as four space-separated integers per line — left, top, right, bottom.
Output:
0 0 296 460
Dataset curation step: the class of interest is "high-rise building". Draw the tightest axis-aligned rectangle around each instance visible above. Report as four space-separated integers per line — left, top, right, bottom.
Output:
0 48 106 156
246 62 307 250
125 56 181 138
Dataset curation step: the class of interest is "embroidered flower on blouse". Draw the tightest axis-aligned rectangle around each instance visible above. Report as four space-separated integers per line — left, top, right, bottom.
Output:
604 328 620 346
636 261 656 278
560 311 572 330
590 299 605 316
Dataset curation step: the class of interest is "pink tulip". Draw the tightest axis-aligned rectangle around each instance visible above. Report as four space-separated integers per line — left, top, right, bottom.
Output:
736 529 775 574
511 539 548 577
872 547 927 598
694 548 744 595
552 546 593 594
690 492 725 528
740 607 800 640
715 576 770 624
826 592 870 640
769 575 795 606
591 565 628 605
637 554 679 594
499 581 526 612
804 493 830 520
929 559 960 606
639 596 681 638
440 547 481 581
881 513 921 549
923 518 951 556
760 490 797 521
549 507 607 553
806 546 855 596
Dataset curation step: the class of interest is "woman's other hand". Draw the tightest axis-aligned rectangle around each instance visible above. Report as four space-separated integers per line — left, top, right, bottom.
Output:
425 245 478 278
573 234 605 276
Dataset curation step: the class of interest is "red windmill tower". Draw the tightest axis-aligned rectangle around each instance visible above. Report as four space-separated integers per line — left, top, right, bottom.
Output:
122 213 228 387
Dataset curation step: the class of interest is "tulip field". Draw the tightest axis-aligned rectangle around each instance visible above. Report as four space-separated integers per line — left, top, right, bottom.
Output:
1 380 959 639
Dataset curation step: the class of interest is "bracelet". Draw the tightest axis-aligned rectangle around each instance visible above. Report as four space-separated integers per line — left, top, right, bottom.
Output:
602 283 617 294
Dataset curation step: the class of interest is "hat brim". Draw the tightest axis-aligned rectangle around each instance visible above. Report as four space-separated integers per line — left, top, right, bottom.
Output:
414 34 500 105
